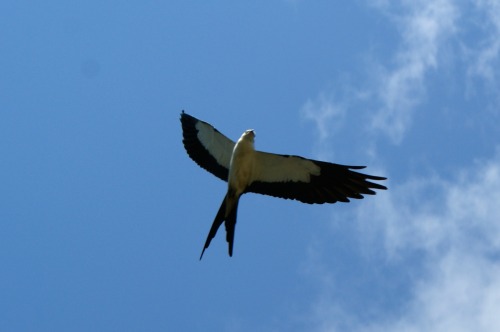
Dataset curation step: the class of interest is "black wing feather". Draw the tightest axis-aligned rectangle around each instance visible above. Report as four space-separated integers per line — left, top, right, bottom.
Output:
246 160 387 204
180 111 232 181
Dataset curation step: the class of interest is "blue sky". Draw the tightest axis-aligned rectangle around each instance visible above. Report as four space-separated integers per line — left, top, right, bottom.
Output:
2 1 500 331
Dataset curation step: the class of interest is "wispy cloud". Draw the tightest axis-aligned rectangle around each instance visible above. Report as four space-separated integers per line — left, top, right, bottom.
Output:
302 93 345 142
378 251 500 332
301 92 345 159
370 0 458 143
298 1 500 331
301 0 459 146
466 0 500 91
304 149 500 332
363 150 500 257
365 153 500 331
302 1 500 150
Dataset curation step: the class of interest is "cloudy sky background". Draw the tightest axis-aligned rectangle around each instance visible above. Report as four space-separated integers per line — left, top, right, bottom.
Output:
2 1 500 331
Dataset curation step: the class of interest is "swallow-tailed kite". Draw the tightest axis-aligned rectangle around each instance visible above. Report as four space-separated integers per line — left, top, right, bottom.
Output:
180 111 387 259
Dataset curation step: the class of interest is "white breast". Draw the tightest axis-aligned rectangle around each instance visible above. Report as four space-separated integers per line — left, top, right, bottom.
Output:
228 135 255 195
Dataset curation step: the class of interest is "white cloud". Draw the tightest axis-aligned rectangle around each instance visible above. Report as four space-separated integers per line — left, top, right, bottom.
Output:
298 1 500 330
302 93 344 142
301 1 459 146
365 152 500 256
466 0 500 89
370 0 458 143
301 93 345 159
302 1 500 150
379 251 500 332
304 150 500 332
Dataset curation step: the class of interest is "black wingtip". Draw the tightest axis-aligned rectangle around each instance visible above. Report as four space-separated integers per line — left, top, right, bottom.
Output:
180 111 198 124
180 110 192 122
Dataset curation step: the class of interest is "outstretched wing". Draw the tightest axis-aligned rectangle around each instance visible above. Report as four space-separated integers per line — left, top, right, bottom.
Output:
180 111 235 181
246 151 387 204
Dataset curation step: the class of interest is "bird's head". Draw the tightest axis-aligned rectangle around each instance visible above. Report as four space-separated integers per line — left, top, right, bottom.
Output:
243 129 255 141
242 129 255 142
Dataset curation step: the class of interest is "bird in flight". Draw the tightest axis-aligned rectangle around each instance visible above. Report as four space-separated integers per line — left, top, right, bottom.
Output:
180 111 387 259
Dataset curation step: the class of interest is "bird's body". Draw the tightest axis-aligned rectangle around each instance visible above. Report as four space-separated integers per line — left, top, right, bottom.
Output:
201 130 255 258
228 130 255 197
180 111 387 258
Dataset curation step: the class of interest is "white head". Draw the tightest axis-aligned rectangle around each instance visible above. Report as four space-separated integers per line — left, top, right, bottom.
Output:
240 129 255 144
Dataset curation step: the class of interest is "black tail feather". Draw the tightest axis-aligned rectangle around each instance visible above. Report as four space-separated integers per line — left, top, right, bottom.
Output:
199 195 227 260
225 199 239 257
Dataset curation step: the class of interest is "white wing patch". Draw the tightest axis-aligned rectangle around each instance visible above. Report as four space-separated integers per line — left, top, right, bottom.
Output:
195 120 235 170
251 151 321 184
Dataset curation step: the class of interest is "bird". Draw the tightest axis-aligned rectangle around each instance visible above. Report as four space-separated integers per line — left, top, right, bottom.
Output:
180 111 387 259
